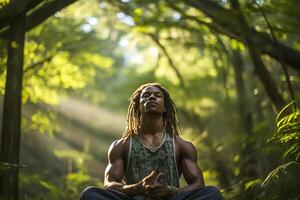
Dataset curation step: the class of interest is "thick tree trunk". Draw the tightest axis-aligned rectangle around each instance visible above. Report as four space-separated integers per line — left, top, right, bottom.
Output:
0 11 26 200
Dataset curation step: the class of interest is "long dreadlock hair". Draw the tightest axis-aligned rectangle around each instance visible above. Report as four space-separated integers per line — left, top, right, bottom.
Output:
122 83 180 139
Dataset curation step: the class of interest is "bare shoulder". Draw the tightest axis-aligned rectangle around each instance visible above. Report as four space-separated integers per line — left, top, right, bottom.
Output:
108 138 130 162
174 135 197 159
175 136 196 149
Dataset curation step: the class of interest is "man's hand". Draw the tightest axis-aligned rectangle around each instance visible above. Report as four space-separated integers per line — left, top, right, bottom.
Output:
145 183 172 200
136 171 159 195
145 173 173 200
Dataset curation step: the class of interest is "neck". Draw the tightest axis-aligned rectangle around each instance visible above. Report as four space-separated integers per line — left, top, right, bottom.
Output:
139 114 164 135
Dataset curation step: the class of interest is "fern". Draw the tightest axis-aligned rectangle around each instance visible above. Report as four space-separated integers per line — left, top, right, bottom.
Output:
261 161 300 187
262 101 300 190
274 101 300 160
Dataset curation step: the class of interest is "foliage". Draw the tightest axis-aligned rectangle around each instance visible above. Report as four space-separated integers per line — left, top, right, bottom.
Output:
224 102 300 199
259 102 300 199
19 145 102 199
274 102 300 160
20 171 101 200
1 0 300 199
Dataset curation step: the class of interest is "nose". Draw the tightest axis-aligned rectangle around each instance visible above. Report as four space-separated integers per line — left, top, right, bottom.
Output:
148 94 156 101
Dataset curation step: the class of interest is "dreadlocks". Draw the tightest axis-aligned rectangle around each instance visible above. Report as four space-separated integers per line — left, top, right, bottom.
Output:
122 83 179 139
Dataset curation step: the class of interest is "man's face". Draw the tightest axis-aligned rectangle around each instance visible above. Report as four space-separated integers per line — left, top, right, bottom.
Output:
139 86 166 115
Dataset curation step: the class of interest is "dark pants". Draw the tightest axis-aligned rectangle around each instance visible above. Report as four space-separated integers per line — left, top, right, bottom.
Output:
80 186 223 200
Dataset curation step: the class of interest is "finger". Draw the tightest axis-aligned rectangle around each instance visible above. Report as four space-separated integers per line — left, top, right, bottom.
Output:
144 170 157 181
156 173 165 183
147 186 166 197
147 183 164 190
145 184 152 191
148 186 165 193
146 184 162 194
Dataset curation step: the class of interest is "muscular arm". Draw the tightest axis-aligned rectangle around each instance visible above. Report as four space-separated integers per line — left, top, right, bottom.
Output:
104 139 144 196
179 139 205 192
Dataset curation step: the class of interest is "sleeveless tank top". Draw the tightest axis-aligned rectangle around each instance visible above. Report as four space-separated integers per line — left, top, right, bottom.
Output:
124 132 180 200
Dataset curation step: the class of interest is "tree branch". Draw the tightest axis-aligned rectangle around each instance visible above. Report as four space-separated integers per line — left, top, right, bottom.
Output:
254 1 297 109
229 0 285 112
148 33 188 93
0 0 77 38
0 0 44 31
24 55 54 73
184 0 300 72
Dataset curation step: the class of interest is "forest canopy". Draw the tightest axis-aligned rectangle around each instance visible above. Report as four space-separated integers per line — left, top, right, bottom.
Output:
0 0 299 199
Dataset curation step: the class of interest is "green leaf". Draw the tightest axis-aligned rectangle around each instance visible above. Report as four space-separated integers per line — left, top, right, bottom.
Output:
245 179 261 190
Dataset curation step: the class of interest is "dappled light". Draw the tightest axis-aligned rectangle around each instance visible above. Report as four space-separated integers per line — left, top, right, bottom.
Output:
0 0 299 199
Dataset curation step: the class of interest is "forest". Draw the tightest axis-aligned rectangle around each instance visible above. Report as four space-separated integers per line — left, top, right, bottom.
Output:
0 0 299 199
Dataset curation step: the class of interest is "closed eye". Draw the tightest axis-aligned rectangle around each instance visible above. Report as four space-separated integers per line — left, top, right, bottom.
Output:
142 92 150 98
141 91 162 98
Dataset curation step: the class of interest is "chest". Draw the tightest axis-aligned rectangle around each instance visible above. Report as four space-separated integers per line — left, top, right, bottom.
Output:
123 134 182 175
124 134 180 186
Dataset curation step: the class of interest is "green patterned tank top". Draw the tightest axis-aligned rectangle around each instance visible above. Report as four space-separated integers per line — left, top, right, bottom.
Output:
124 132 180 200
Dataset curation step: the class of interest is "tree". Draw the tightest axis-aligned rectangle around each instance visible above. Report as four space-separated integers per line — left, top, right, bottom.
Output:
0 0 78 199
0 10 25 200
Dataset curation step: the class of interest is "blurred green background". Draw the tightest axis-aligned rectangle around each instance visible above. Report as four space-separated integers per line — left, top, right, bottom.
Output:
0 0 299 199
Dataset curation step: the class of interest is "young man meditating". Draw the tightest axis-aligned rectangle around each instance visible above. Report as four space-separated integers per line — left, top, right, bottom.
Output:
81 83 223 200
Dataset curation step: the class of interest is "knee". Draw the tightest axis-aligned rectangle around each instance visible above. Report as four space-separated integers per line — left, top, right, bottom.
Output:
80 186 101 200
203 186 223 199
204 186 220 193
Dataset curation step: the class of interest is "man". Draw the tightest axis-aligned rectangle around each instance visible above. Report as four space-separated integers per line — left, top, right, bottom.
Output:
81 83 223 200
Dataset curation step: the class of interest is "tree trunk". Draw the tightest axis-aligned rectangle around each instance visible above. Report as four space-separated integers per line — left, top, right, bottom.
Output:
231 49 257 178
0 11 26 200
229 0 285 112
212 51 229 102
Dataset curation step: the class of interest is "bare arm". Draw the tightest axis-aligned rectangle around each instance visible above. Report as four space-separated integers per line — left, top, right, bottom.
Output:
104 139 157 196
104 139 142 196
179 140 205 192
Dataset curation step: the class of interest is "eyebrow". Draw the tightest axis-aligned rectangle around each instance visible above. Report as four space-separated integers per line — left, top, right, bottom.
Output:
142 91 162 95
